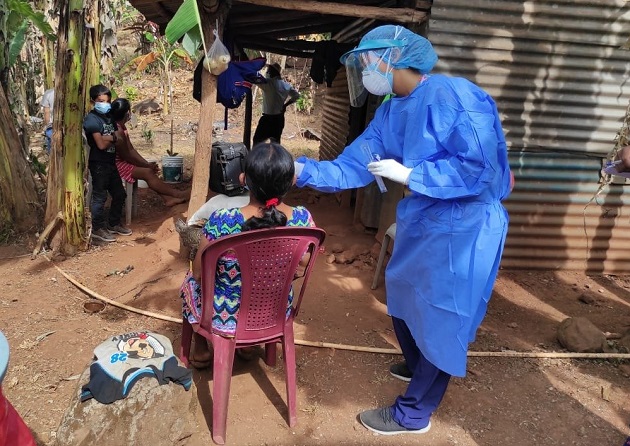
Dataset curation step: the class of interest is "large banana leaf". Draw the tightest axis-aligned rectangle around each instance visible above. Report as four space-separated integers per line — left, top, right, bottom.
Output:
8 21 28 67
182 26 202 57
165 0 204 46
7 0 55 40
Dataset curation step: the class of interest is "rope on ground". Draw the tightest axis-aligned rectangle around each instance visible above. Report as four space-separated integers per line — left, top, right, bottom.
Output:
50 260 181 323
51 261 630 360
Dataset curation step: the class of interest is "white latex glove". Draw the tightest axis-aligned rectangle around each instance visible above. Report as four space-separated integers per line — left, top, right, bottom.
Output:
294 161 305 178
367 159 412 185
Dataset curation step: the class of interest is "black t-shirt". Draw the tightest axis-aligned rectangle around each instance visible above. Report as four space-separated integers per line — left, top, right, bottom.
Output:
83 110 116 164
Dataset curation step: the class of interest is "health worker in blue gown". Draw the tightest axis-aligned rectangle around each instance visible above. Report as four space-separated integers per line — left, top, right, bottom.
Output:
294 25 512 436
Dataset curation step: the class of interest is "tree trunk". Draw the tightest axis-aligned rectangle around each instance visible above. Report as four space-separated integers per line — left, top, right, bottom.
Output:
45 0 100 255
0 85 40 236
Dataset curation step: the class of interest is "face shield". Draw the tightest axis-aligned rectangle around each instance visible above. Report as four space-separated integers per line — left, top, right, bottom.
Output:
340 38 406 107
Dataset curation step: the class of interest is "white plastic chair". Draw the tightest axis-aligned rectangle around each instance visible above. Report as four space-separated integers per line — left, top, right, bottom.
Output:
371 223 396 290
123 180 137 225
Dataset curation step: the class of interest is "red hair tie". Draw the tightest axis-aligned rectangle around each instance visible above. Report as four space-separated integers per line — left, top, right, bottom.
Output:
265 198 279 207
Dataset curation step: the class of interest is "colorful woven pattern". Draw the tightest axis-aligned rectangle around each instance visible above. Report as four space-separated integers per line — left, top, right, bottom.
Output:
180 206 314 335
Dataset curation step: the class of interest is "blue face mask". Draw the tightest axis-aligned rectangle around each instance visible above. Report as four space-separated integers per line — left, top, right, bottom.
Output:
94 102 111 114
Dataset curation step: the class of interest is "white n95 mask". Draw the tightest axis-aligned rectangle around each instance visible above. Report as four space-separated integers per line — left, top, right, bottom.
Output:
362 67 393 96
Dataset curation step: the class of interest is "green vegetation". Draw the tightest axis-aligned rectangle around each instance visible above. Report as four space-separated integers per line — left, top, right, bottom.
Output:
296 91 314 114
141 123 154 144
124 85 139 101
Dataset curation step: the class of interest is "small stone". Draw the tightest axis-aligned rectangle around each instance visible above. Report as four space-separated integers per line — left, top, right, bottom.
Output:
325 254 335 264
507 322 518 329
578 292 597 305
334 253 355 264
330 243 344 253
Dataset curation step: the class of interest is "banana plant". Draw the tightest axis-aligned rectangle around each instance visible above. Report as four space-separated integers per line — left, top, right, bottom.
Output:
164 0 230 76
164 0 205 56
127 22 192 115
1 0 55 73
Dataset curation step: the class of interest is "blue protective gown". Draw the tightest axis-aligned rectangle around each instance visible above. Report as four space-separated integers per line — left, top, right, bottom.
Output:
297 74 511 377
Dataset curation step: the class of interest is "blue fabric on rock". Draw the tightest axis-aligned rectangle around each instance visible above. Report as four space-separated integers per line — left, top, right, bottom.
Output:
297 74 511 377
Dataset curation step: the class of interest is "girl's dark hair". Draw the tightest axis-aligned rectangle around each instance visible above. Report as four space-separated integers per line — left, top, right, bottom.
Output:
241 141 295 231
110 98 131 122
89 84 111 101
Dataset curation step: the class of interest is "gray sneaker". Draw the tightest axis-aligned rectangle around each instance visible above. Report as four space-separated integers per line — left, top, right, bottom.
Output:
389 361 412 382
92 228 116 242
107 224 132 236
359 406 431 435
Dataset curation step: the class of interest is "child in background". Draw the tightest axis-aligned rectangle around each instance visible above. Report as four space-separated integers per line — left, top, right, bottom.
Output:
179 141 315 368
110 98 190 207
83 85 131 243
40 88 54 154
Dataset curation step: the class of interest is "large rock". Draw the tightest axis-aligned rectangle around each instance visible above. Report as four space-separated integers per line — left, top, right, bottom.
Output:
617 329 630 353
56 368 208 446
557 317 607 353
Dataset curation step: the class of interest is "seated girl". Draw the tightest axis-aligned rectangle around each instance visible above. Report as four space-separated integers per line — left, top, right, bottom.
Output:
110 98 190 207
179 141 315 368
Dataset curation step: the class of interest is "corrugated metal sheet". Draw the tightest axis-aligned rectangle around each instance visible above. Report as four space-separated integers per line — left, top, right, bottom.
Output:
430 0 630 155
505 151 630 273
320 68 351 161
429 0 630 272
315 1 630 271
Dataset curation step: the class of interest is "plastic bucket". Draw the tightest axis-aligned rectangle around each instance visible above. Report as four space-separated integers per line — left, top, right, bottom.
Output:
162 156 184 183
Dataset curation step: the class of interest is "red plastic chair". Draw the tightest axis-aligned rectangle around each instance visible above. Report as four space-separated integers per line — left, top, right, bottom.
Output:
179 226 326 444
0 331 37 446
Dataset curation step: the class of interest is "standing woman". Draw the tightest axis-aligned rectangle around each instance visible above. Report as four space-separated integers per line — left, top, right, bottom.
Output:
110 98 190 207
294 25 512 435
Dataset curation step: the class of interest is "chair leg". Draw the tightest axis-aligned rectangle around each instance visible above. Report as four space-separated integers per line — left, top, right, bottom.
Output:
264 342 277 367
282 324 297 427
212 335 236 445
371 234 391 290
179 318 193 368
125 181 133 226
131 181 138 219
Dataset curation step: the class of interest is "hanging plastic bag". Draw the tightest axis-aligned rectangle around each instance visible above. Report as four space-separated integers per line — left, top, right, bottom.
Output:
203 21 230 76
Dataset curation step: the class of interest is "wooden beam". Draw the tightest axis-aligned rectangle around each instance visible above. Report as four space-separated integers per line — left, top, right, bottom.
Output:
237 37 322 58
232 15 347 35
238 39 315 58
235 0 427 24
260 23 348 40
228 9 314 25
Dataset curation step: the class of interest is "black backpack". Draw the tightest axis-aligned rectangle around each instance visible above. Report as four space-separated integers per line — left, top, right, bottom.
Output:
209 141 248 196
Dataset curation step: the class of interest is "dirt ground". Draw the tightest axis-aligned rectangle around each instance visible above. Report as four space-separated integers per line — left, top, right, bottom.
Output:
2 59 630 445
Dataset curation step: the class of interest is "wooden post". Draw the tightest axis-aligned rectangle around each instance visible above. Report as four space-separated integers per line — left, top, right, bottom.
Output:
243 89 252 149
236 0 428 24
186 5 229 218
186 70 216 218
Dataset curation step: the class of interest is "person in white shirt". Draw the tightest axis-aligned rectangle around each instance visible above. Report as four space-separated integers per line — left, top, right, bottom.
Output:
40 88 54 153
253 63 300 144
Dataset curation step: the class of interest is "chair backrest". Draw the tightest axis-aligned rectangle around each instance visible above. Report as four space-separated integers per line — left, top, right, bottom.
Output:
199 226 326 343
0 331 8 383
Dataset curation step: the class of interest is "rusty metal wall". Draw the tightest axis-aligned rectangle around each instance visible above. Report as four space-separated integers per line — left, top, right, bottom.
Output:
319 67 351 161
430 0 630 156
505 151 630 273
429 0 630 272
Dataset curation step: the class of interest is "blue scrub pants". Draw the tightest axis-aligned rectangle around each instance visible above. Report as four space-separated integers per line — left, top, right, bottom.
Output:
391 317 451 429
